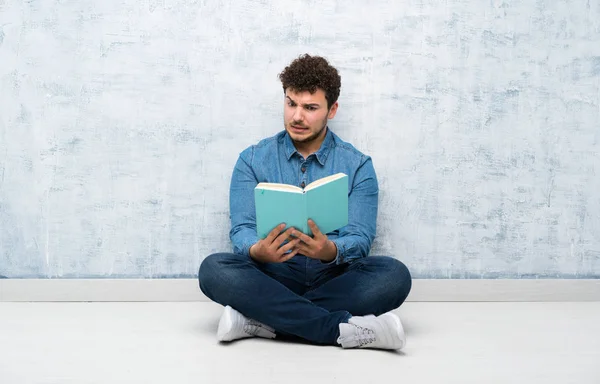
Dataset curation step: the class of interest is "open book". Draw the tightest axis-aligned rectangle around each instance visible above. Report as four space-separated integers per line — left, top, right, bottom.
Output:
254 173 348 239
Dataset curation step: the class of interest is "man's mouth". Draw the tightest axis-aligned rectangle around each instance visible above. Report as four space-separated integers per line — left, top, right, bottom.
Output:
291 125 308 131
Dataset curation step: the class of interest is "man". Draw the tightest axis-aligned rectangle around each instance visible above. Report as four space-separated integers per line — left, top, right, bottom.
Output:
198 54 412 350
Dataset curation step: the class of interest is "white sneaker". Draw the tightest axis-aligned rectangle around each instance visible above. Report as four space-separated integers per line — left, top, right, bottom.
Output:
337 312 406 350
217 306 276 342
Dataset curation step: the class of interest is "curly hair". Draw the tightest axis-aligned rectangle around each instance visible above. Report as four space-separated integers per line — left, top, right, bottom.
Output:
278 54 341 110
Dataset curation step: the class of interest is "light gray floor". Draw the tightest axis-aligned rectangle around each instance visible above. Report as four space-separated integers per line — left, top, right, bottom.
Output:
0 302 599 384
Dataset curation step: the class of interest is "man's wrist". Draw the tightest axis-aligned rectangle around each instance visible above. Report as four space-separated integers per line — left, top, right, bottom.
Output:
321 240 337 263
249 243 257 259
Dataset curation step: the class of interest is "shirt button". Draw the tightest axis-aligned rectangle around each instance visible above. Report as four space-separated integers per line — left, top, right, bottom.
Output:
300 181 306 188
301 167 306 173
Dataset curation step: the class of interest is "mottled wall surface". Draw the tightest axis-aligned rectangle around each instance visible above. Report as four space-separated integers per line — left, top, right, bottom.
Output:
0 0 599 278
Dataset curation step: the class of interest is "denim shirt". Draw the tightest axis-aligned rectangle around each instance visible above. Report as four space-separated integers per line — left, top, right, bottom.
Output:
228 127 379 265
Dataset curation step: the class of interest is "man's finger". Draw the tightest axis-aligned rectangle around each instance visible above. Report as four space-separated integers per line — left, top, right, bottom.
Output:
277 238 300 256
292 229 313 245
265 223 286 244
295 243 310 256
272 227 296 249
280 248 299 263
307 219 322 237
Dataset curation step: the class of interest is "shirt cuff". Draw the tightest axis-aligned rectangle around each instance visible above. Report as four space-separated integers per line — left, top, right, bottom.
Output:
234 237 259 258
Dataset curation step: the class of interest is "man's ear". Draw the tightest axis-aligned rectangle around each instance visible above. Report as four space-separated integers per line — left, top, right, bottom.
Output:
328 101 339 119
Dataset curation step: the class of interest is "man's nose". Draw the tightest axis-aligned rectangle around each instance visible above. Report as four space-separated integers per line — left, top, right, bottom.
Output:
292 107 304 122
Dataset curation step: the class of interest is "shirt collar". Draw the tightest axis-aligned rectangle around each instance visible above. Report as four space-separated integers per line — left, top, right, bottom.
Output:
283 127 335 166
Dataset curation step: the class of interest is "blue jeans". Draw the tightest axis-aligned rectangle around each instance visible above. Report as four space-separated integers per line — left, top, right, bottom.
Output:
198 253 412 345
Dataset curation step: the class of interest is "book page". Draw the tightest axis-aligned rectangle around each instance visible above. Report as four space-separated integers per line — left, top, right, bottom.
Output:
255 182 303 193
304 173 346 191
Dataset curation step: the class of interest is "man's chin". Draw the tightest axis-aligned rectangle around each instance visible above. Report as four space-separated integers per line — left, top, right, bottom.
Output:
288 132 315 143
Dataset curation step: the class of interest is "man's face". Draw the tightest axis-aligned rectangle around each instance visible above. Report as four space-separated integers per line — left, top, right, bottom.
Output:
283 88 338 145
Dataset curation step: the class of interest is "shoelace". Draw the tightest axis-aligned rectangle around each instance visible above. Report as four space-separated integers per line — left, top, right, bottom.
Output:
243 320 266 336
351 325 376 347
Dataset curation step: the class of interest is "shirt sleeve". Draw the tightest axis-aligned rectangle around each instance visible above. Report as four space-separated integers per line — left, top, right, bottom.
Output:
228 147 259 257
329 155 379 265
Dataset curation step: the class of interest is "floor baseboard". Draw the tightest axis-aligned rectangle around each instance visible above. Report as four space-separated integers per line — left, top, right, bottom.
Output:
1 278 599 302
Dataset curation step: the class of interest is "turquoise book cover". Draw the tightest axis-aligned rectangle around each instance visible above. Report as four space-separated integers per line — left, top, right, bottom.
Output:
254 173 349 239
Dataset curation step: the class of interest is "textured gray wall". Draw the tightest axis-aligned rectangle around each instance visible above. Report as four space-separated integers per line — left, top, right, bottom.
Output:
0 0 599 278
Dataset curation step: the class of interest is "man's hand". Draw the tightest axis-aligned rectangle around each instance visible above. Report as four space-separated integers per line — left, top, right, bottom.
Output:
292 219 337 263
249 223 300 263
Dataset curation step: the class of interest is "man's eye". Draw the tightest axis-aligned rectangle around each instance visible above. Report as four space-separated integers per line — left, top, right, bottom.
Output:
306 106 316 111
